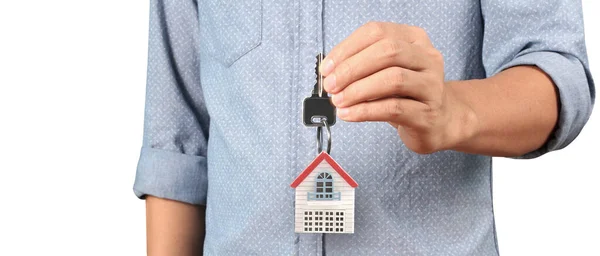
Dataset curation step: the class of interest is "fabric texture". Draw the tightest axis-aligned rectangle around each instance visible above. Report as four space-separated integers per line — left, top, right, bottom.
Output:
133 0 595 255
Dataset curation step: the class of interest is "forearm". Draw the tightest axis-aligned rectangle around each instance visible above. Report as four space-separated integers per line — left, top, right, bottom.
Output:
146 196 205 256
448 66 559 157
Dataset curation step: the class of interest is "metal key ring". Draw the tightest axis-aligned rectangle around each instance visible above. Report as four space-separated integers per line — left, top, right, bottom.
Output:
316 119 331 154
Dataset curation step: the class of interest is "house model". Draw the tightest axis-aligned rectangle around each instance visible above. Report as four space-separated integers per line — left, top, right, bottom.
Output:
290 152 358 234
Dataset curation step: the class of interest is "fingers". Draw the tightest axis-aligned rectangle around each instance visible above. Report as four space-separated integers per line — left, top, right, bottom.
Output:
321 21 446 133
337 97 428 127
331 67 439 108
323 39 431 94
319 22 384 77
321 22 432 76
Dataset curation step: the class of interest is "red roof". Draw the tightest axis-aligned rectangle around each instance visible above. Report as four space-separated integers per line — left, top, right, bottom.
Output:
290 152 358 188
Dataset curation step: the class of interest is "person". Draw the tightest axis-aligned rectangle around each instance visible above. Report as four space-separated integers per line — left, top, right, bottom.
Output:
133 0 595 255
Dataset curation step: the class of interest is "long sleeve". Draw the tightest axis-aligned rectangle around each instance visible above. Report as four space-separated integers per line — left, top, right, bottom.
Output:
480 0 595 158
133 0 209 205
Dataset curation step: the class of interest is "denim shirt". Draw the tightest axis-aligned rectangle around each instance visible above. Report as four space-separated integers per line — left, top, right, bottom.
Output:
134 0 595 255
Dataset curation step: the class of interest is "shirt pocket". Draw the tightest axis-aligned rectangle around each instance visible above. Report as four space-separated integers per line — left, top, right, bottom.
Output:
199 0 262 67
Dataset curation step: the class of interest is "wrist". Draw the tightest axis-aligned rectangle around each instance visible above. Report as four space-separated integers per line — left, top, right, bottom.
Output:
442 81 481 152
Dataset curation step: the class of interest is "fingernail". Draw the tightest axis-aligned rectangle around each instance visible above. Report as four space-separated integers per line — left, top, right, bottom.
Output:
324 74 336 92
337 108 349 118
331 93 343 106
320 58 335 76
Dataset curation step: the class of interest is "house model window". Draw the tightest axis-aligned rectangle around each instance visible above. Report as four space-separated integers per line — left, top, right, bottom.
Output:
291 152 358 234
308 172 340 200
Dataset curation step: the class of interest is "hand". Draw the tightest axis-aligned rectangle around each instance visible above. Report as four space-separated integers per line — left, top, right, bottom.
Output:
320 22 477 154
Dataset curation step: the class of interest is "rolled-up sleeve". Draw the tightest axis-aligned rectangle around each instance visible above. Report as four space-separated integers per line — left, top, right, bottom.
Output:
133 0 209 205
481 0 596 158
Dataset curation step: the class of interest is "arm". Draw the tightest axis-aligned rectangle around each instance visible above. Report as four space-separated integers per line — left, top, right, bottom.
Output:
320 29 557 156
134 0 210 254
447 66 559 156
469 0 595 157
146 196 205 256
321 0 594 157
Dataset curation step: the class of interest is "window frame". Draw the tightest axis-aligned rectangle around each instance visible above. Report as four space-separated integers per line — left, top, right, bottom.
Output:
307 172 341 201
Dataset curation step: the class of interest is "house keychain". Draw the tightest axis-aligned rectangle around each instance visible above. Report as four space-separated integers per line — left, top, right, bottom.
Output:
291 54 358 234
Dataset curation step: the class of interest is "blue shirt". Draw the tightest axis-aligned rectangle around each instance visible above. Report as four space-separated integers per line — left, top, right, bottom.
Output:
133 0 595 255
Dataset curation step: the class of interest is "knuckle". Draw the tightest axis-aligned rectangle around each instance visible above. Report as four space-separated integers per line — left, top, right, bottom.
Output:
414 107 439 131
421 108 442 131
388 100 404 120
389 67 405 91
366 21 385 40
427 99 443 113
381 39 401 58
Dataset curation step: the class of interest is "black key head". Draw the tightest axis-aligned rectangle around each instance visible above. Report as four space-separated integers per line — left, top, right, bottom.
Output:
303 96 336 127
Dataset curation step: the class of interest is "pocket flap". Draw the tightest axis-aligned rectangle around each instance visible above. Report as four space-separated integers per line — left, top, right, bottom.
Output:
200 0 262 67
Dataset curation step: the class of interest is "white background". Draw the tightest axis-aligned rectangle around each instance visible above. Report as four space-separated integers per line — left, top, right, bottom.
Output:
0 1 597 255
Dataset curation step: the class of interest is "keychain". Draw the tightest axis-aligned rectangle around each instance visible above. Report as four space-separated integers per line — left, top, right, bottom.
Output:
291 54 358 234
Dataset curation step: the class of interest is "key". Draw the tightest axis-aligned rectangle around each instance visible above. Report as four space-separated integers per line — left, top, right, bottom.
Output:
303 54 336 127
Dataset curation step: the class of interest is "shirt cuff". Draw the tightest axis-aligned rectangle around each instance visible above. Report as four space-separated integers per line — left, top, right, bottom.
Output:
494 51 594 159
133 147 208 205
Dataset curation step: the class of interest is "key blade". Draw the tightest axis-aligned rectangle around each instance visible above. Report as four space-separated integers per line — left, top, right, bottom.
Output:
316 53 324 97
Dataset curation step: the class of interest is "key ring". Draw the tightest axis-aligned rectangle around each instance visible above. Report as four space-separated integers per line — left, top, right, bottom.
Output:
316 119 331 154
